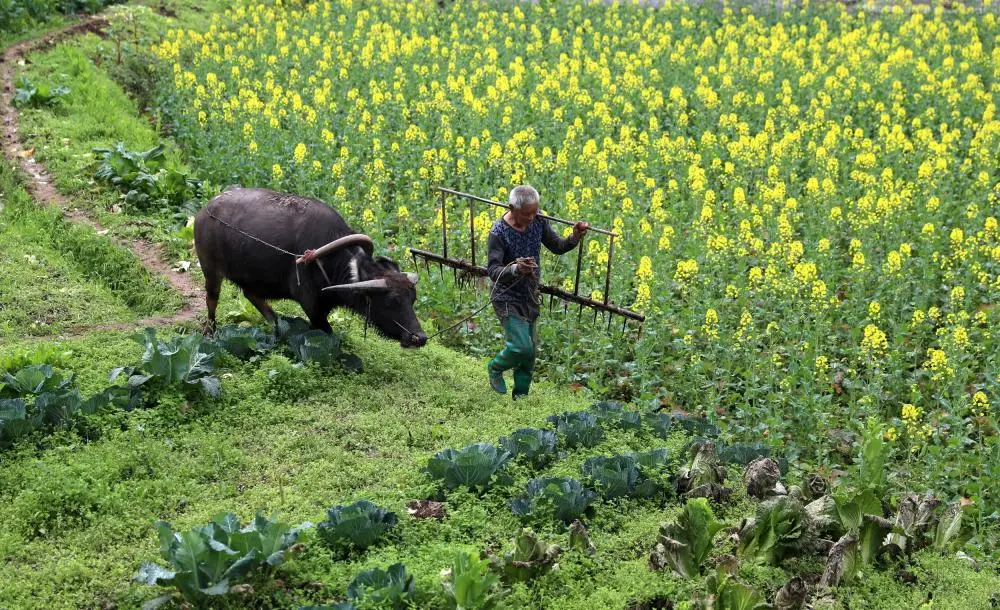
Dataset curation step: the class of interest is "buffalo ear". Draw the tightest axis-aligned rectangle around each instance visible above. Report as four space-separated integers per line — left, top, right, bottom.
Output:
374 255 400 272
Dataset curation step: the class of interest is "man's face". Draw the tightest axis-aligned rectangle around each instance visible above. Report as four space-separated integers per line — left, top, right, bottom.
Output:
512 200 538 227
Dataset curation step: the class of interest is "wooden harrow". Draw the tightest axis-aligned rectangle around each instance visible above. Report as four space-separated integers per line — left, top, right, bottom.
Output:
408 186 645 335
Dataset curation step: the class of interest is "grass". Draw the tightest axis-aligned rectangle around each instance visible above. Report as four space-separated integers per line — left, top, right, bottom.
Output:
1 3 999 609
0 160 180 340
1 329 998 609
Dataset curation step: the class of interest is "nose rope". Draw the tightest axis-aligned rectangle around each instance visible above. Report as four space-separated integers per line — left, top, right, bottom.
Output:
424 261 524 341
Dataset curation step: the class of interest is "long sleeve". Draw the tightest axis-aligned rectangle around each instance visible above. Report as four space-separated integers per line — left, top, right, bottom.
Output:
487 230 515 282
541 218 579 255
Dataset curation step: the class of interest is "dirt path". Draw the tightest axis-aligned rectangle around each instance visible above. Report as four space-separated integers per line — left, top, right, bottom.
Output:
1 17 205 336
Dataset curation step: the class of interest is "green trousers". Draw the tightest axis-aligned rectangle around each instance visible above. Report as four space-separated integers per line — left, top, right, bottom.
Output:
489 316 537 398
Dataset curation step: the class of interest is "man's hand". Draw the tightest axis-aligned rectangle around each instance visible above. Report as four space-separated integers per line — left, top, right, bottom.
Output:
516 257 538 275
572 221 590 241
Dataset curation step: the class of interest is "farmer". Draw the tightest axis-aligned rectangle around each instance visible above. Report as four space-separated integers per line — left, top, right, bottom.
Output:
486 185 589 399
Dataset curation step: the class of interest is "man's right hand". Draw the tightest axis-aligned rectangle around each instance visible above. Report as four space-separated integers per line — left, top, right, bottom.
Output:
516 258 538 275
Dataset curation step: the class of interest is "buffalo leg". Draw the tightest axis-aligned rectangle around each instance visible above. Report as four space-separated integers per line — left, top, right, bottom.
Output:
244 292 278 324
298 292 333 334
204 270 223 335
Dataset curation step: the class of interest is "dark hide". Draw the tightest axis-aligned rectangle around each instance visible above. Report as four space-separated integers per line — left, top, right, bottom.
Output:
193 187 427 347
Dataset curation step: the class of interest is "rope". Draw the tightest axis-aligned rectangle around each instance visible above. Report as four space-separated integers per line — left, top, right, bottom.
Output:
425 261 530 341
205 211 304 258
206 210 327 287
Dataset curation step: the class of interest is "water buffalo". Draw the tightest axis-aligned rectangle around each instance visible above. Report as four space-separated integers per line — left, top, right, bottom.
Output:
193 187 428 348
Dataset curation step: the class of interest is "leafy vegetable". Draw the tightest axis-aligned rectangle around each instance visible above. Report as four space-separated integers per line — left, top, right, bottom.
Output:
699 566 772 610
345 563 415 609
93 142 204 215
135 512 309 608
933 502 976 552
856 417 890 494
742 457 785 499
511 476 598 523
737 496 807 566
123 328 221 397
773 576 807 610
885 493 940 554
719 442 777 467
818 532 860 588
650 498 725 578
581 454 664 499
209 325 276 359
833 488 882 531
276 316 362 371
490 529 560 583
0 365 132 445
673 414 721 437
644 411 674 439
428 443 511 492
581 455 639 499
588 401 642 431
569 519 596 556
676 441 727 499
803 495 842 539
499 428 557 467
546 411 604 449
858 514 893 565
13 76 69 108
442 551 503 610
317 500 397 554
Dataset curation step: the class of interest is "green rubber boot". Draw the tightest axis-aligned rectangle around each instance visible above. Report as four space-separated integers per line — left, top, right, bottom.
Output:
487 362 507 394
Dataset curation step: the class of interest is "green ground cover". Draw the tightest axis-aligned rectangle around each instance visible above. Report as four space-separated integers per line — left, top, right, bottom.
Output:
1 2 999 609
0 161 179 340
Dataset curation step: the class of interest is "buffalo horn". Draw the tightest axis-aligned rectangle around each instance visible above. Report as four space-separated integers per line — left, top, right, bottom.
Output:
322 278 389 293
297 234 375 264
406 272 419 285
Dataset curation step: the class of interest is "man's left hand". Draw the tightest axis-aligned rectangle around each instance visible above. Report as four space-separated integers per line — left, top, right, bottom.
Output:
572 221 589 240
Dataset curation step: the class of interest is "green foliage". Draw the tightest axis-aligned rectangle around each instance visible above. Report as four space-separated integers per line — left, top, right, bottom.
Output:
650 498 725 578
677 441 727 497
511 476 598 524
700 567 772 610
316 500 398 555
581 455 640 499
581 453 666 500
858 514 893 565
855 418 890 495
673 415 721 438
0 364 129 446
588 401 642 431
738 496 808 566
442 551 504 610
135 512 309 608
209 324 277 360
499 427 557 468
276 316 363 371
0 0 122 36
833 488 883 531
427 443 512 492
934 503 977 553
93 141 204 215
345 563 415 609
546 411 604 449
118 328 220 398
644 412 674 439
12 76 69 108
491 529 560 583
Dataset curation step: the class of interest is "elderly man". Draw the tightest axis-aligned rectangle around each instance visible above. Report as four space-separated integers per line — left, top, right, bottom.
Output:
486 185 589 399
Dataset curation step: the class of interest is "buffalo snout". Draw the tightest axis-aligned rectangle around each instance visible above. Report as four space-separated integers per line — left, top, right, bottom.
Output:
402 330 428 348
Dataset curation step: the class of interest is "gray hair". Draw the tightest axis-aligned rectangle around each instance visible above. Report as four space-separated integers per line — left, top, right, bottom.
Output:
508 184 539 211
